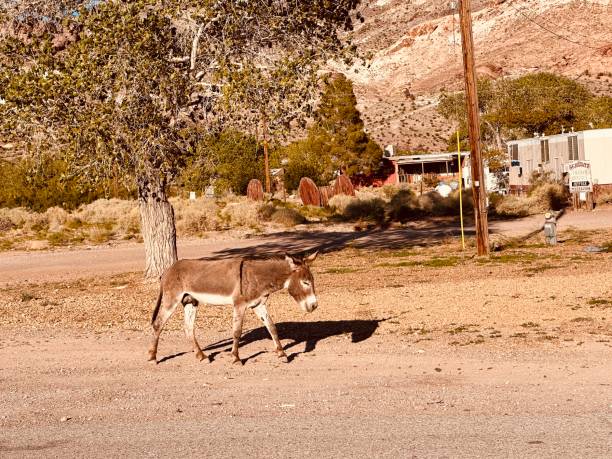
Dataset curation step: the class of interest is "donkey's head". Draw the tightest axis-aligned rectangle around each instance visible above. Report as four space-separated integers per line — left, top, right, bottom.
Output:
285 252 319 313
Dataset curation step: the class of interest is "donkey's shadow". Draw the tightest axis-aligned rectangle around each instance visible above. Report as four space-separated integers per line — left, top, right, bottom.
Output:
203 319 383 363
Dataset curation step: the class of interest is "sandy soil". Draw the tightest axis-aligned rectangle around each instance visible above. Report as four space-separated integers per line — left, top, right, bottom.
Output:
1 214 611 457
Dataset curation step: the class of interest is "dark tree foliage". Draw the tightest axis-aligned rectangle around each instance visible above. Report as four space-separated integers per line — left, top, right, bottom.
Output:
283 73 382 190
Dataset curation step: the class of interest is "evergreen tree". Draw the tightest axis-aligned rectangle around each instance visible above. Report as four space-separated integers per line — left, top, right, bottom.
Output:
314 73 382 176
283 73 381 189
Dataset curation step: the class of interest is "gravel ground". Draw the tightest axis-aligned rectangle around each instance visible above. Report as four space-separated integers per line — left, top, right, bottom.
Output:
1 220 611 458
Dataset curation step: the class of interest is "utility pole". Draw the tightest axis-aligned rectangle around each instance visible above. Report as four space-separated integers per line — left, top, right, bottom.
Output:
458 0 489 256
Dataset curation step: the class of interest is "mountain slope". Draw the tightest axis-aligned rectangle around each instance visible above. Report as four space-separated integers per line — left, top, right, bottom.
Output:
349 0 612 151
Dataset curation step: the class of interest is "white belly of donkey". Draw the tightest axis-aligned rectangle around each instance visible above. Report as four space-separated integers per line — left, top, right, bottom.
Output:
188 292 234 306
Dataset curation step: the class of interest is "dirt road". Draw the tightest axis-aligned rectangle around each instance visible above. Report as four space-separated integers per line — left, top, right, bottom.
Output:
1 211 611 457
1 330 611 458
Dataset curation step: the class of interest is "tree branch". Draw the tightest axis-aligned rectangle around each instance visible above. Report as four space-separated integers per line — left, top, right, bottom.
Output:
190 24 204 71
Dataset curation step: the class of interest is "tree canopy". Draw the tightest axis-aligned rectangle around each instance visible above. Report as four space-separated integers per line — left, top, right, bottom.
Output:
437 72 611 158
283 73 382 190
0 0 362 276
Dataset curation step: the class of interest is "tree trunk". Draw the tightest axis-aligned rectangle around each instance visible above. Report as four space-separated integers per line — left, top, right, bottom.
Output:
484 120 504 152
138 176 178 279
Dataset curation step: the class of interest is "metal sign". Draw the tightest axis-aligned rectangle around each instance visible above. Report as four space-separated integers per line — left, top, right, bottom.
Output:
567 160 593 193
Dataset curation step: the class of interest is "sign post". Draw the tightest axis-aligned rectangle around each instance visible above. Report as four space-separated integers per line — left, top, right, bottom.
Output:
567 160 593 210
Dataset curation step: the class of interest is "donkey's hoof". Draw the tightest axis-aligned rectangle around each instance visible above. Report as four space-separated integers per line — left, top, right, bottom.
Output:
231 356 243 365
147 353 157 363
196 351 209 362
278 354 289 364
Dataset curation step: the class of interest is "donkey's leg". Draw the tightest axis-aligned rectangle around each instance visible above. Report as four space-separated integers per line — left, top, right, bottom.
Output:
230 303 248 365
148 296 180 362
253 303 288 363
183 302 208 362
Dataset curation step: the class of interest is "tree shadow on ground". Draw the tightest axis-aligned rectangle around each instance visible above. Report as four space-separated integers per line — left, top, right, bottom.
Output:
204 224 477 260
203 319 384 362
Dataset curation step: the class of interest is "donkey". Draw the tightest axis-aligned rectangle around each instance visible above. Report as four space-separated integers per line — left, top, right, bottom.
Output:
148 252 318 364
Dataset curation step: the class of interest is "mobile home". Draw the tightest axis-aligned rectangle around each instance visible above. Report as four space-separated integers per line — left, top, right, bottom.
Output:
506 128 612 194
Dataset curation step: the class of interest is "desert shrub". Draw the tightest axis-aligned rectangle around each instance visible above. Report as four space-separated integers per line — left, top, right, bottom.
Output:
22 212 49 232
596 191 612 206
418 191 443 214
298 204 333 220
45 207 69 232
173 199 222 235
87 226 114 244
387 189 419 222
257 203 276 221
343 197 385 222
529 182 568 211
0 207 32 228
528 170 554 190
429 190 473 216
220 199 260 228
422 174 439 188
328 194 355 215
381 184 400 200
492 171 569 218
270 208 306 227
492 195 532 217
0 216 13 232
76 199 138 225
0 156 132 211
47 230 74 246
328 190 386 222
492 183 567 218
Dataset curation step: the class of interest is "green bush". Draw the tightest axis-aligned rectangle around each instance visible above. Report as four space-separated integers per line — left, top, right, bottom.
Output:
0 156 133 211
283 134 333 192
178 130 271 196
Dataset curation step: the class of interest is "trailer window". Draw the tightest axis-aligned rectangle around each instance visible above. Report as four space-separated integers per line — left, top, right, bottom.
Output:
540 139 550 163
509 144 519 161
568 136 578 160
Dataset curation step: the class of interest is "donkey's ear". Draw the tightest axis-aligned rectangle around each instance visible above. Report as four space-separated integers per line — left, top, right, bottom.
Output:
305 251 319 264
284 254 300 271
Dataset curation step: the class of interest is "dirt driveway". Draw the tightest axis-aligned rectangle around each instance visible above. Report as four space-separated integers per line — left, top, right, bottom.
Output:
1 212 611 457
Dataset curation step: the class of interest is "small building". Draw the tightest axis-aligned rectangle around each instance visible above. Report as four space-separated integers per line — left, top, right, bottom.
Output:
506 128 612 194
381 150 503 192
383 151 469 186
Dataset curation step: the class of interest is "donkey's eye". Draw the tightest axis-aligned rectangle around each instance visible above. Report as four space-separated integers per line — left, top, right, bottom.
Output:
301 280 311 287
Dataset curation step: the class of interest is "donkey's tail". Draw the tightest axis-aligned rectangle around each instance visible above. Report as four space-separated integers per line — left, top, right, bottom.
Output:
151 284 163 324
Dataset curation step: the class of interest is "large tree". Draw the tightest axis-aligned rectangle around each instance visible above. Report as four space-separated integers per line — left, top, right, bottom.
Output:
282 72 382 189
437 73 607 160
314 73 382 175
0 0 361 277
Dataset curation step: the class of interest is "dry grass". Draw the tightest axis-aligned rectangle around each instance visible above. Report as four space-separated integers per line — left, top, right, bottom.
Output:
0 196 316 251
492 183 568 218
596 191 612 206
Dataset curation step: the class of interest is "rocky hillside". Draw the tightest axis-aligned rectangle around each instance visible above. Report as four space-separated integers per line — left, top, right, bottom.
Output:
348 0 612 152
